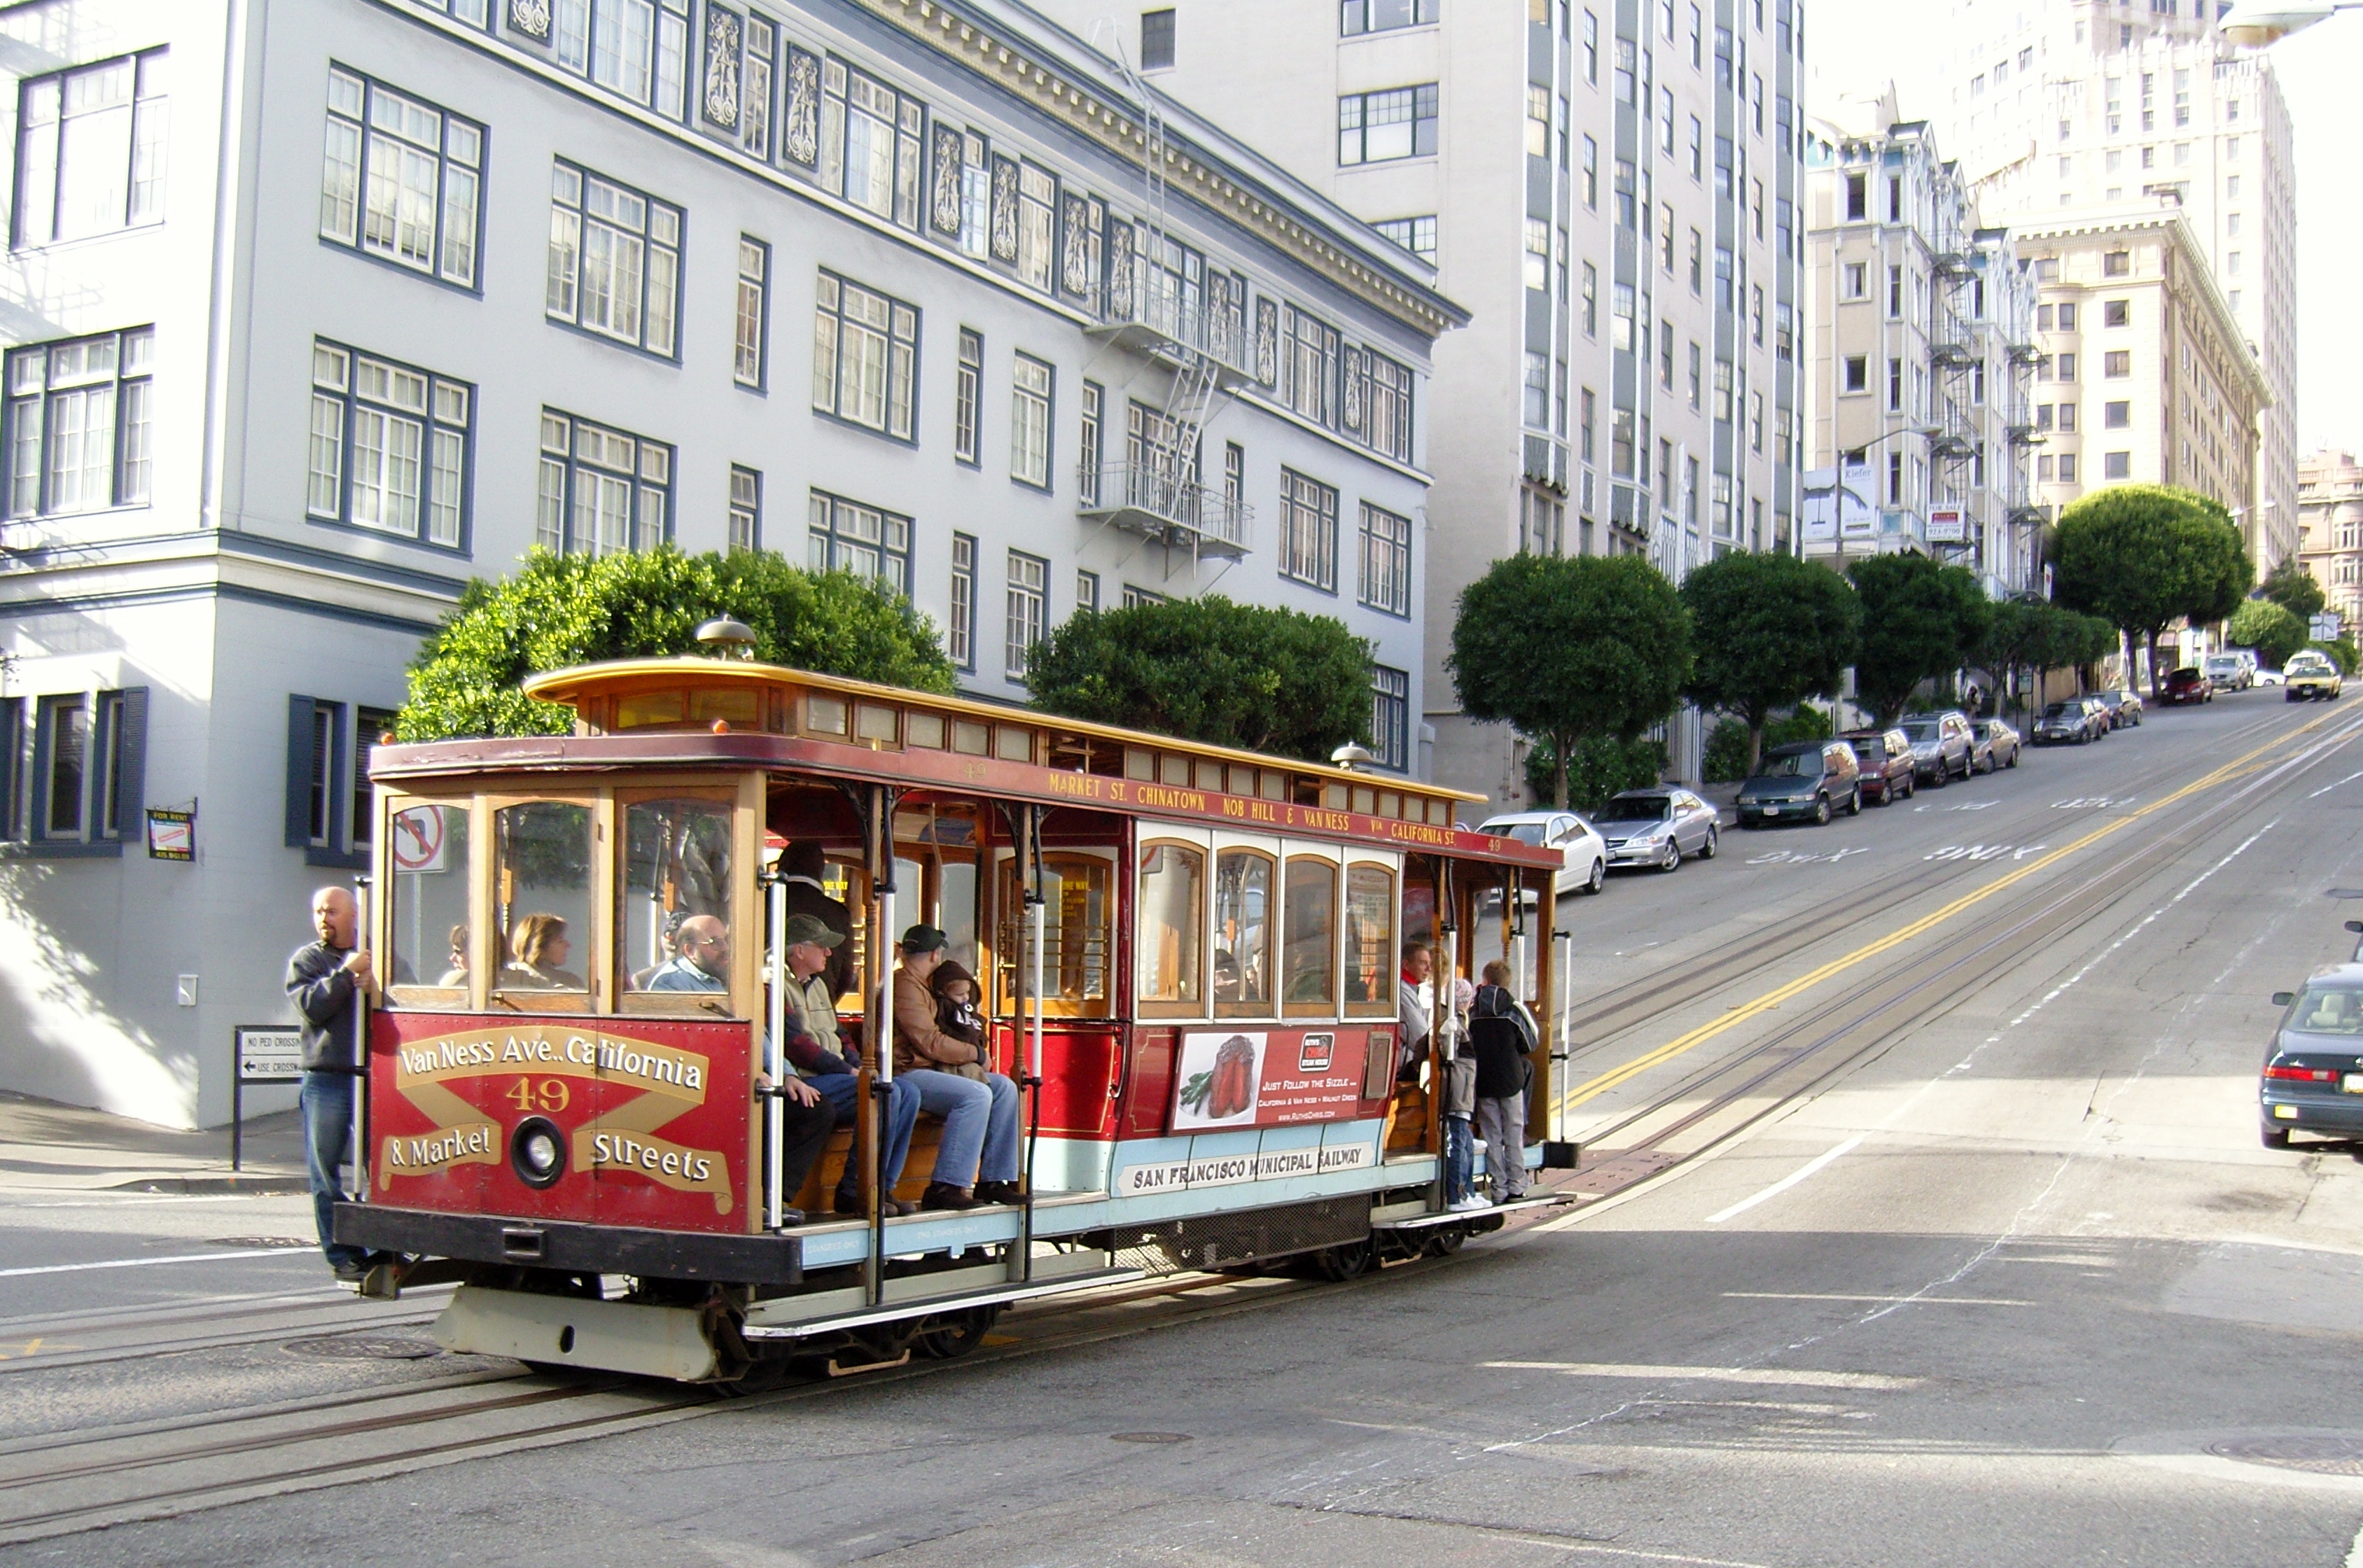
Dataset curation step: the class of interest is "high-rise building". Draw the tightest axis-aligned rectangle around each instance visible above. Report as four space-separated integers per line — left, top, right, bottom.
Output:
1930 0 2296 568
2299 449 2363 631
1027 0 1807 811
0 0 1461 1125
2013 204 2266 525
1802 93 2040 591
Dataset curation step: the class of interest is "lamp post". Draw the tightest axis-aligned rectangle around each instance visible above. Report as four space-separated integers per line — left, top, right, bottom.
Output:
2219 1 2363 46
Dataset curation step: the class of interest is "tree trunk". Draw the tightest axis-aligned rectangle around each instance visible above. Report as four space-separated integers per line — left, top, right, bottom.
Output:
1552 734 1571 811
2145 629 2161 699
1744 718 1764 776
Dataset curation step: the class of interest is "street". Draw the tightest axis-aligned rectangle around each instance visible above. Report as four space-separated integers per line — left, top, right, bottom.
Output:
6 689 2363 1566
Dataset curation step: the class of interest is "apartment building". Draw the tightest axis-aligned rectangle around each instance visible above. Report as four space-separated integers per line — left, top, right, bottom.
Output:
1802 96 2040 592
2014 204 2265 528
0 0 1461 1126
1931 0 2296 568
2299 449 2363 631
1026 0 1806 811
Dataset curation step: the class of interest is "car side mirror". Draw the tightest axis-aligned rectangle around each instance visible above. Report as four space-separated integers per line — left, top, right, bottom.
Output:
2346 921 2363 934
2272 992 2296 1007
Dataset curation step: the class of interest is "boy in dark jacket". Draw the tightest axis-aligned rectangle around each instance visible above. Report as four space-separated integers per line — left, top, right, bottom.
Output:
1468 963 1536 1201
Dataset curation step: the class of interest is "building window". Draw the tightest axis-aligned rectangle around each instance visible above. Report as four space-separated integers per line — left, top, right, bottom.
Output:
2103 250 2131 277
39 694 86 838
27 687 143 850
808 489 911 595
949 533 977 669
1078 381 1104 504
1141 8 1176 69
306 339 470 548
1584 10 1599 83
1005 549 1046 678
1582 135 1598 208
545 161 681 357
1122 584 1167 609
1369 666 1409 772
1580 262 1598 337
1281 305 1341 426
1374 215 1437 262
2058 453 2077 483
734 237 768 388
281 695 377 865
2104 451 2131 480
1343 0 1440 32
1010 352 1054 488
954 328 983 467
6 327 154 520
728 464 760 550
1843 355 1867 393
319 67 480 290
819 57 923 229
2056 353 2077 382
811 270 919 440
1345 348 1414 463
1360 502 1412 616
1075 568 1100 615
1225 440 1245 512
14 49 168 248
535 409 671 555
1521 484 1565 554
1845 172 1865 220
553 0 691 120
1278 469 1339 592
2103 351 2131 379
2103 401 2132 430
1337 84 1439 165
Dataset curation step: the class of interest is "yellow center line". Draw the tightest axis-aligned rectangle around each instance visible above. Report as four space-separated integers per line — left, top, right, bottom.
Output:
1558 710 2352 1114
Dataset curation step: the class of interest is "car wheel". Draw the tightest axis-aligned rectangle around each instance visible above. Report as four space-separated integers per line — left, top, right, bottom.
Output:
1584 857 1605 895
1813 794 1831 826
2005 748 2018 769
1903 774 1916 799
2262 1121 2292 1150
1701 826 1720 860
1929 764 1947 788
1658 840 1681 873
1846 787 1862 817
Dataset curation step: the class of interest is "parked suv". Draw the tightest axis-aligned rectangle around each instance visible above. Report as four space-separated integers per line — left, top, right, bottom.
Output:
1841 727 1917 805
2161 666 2213 705
2092 689 2143 729
2203 652 2253 692
1736 740 1862 827
1898 710 1976 785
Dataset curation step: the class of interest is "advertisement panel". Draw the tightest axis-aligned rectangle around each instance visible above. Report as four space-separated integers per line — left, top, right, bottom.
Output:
1170 1027 1381 1130
1927 508 1967 544
368 1011 757 1234
1804 463 1877 542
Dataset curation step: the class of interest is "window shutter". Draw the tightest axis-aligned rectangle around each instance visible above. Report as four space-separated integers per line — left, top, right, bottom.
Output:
111 687 147 842
286 694 316 848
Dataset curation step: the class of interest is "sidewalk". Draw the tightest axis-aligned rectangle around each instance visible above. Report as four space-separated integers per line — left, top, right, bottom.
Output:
0 1091 309 1195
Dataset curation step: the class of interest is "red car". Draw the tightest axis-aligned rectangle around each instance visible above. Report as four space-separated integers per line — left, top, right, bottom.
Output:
2161 666 2213 705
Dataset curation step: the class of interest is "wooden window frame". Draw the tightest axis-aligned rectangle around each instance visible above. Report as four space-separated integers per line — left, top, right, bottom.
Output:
1136 836 1208 1020
378 787 484 1014
1281 852 1341 1019
1212 844 1278 1021
613 782 749 1018
1342 859 1398 1018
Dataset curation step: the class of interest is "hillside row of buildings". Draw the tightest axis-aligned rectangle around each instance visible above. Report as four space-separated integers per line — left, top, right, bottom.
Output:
0 0 2297 1126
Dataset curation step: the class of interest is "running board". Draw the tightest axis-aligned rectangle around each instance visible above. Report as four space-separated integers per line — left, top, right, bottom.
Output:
741 1267 1148 1340
1372 1194 1573 1231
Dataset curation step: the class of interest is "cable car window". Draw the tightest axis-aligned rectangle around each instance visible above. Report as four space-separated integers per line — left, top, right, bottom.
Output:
940 857 979 974
1213 848 1274 1017
385 799 470 1001
494 801 594 1000
1343 861 1395 1017
998 853 1112 1014
618 794 734 997
1282 855 1338 1014
1137 840 1204 1014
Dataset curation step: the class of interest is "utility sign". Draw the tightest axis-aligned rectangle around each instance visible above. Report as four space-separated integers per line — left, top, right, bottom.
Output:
2313 612 2343 642
390 804 449 874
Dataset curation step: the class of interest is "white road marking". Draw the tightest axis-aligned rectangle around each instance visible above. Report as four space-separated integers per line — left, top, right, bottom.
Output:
0 1247 302 1279
2345 1519 2363 1568
1484 1360 1923 1391
1720 1292 2032 1306
2311 768 2363 799
1705 1134 1864 1224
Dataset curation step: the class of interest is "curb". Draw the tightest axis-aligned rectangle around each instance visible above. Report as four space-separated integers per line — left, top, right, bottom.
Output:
105 1172 312 1196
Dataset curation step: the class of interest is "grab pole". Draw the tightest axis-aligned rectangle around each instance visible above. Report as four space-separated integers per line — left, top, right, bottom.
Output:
765 873 786 1232
351 874 372 1203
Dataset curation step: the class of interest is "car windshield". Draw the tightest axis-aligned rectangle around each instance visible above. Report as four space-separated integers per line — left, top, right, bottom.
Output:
2095 693 2123 707
1753 751 1820 779
1848 741 1883 764
1900 722 1939 742
1490 822 1549 846
2288 985 2363 1036
1603 797 1672 822
2042 703 2081 719
2292 658 2332 673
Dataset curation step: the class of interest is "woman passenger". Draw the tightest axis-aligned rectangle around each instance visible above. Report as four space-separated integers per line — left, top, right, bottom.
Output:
499 913 586 990
437 925 469 988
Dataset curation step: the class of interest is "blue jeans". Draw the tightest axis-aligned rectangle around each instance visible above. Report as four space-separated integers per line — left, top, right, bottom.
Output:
1444 1113 1475 1205
300 1071 368 1271
808 1074 919 1190
902 1069 1021 1187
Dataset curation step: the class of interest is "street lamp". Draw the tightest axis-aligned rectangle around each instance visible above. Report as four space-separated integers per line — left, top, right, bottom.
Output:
2219 1 2362 46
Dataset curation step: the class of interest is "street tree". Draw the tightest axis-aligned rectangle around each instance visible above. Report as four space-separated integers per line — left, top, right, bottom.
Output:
1024 594 1372 762
1844 553 1991 727
2226 598 2309 669
1680 550 1861 774
398 547 954 739
2261 555 2327 622
2053 484 2250 696
1450 553 1692 809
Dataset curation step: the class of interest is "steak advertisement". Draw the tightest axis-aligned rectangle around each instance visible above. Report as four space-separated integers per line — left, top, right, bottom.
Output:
1169 1029 1369 1131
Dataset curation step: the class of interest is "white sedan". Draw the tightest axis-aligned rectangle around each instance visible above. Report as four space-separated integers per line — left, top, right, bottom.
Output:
1478 811 1609 896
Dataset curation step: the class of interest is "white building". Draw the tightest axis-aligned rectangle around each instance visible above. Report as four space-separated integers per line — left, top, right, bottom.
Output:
1803 94 2041 592
1930 0 2296 569
1026 0 1807 811
0 0 1462 1127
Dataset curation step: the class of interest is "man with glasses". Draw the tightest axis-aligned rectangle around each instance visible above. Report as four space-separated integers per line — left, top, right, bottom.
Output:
646 914 733 990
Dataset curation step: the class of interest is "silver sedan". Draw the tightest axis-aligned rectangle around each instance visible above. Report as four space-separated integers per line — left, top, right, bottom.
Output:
1594 788 1721 873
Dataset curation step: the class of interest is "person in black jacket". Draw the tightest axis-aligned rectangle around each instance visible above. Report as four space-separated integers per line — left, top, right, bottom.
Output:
1468 964 1537 1201
285 886 380 1280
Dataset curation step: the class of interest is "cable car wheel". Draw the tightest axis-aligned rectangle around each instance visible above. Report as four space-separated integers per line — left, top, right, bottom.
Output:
1422 1224 1468 1257
1310 1237 1376 1281
914 1304 1002 1359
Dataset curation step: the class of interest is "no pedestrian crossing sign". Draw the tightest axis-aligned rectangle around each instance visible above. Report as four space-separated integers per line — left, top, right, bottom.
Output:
2313 612 2343 642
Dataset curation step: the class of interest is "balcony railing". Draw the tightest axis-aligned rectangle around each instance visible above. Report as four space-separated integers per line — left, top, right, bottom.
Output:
1077 460 1252 558
1087 262 1258 385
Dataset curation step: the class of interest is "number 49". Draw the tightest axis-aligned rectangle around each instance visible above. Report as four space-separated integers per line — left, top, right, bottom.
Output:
503 1077 571 1113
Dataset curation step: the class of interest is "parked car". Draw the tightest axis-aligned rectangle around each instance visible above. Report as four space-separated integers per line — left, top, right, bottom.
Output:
1736 740 1862 827
1477 811 1610 896
2034 698 2107 745
2261 967 2363 1148
2161 666 2214 705
2287 652 2345 702
1595 788 1720 872
1841 727 1917 805
2091 689 2144 729
1898 710 1977 785
1975 718 2021 770
2203 652 2253 692
2257 666 2287 687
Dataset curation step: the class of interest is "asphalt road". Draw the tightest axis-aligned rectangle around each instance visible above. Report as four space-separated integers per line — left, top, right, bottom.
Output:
8 689 2363 1567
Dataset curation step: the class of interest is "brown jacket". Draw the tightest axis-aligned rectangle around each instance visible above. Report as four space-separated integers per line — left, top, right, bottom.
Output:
887 967 979 1075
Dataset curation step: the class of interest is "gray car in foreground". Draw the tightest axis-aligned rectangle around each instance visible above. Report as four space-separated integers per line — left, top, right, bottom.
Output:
2262 964 2363 1147
1594 788 1720 872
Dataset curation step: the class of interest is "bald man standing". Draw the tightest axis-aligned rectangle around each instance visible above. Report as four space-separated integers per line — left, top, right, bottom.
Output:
286 886 379 1281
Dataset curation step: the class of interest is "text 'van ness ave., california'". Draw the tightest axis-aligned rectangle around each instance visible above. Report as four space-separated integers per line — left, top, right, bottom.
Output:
393 1031 709 1097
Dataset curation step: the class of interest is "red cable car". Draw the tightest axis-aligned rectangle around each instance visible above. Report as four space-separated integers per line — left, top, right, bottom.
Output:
341 651 1564 1382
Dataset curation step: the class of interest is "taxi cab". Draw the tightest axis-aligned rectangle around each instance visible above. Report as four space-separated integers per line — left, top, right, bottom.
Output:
2285 653 2343 702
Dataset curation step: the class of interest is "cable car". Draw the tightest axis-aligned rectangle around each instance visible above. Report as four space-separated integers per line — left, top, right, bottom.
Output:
340 640 1565 1382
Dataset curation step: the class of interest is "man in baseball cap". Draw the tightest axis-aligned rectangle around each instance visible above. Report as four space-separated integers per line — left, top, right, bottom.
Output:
774 910 921 1217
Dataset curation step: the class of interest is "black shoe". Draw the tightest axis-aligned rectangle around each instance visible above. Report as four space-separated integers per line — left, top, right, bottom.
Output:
920 1182 979 1211
973 1181 1023 1205
834 1186 863 1216
775 1207 806 1228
